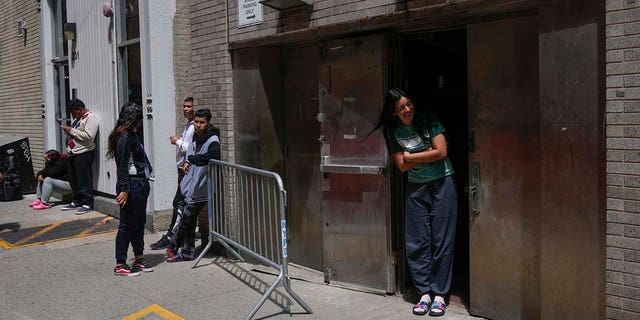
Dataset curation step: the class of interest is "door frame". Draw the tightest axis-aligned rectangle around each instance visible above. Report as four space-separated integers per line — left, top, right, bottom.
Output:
396 28 471 300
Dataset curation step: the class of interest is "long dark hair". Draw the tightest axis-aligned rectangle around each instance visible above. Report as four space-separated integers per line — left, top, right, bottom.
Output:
366 88 429 141
107 102 143 158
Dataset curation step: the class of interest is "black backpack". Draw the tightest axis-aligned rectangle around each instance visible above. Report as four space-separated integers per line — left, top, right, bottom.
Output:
0 173 22 201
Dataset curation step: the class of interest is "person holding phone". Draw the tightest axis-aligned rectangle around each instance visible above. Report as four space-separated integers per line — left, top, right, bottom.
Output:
60 98 99 215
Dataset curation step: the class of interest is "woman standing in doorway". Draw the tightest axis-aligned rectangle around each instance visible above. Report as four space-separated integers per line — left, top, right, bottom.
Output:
107 102 153 276
369 88 457 317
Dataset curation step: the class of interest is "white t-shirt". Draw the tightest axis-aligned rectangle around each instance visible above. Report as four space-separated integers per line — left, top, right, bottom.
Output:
175 120 195 168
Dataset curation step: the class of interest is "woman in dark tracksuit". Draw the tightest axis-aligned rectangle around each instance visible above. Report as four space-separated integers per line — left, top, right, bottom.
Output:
369 88 457 317
107 102 153 277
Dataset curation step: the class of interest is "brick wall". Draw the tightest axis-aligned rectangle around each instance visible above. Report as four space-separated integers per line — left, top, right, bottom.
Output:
0 2 43 172
606 0 640 318
191 1 234 162
174 0 193 130
190 0 495 163
228 0 400 40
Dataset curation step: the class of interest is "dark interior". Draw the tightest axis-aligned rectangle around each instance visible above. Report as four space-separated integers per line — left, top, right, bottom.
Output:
403 28 469 306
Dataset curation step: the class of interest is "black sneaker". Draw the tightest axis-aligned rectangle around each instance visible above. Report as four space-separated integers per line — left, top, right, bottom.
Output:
114 264 140 277
133 259 153 272
150 234 170 250
61 202 80 211
180 249 195 261
75 205 92 215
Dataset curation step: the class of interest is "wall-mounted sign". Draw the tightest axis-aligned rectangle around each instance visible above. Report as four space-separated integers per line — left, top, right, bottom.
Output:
238 0 263 28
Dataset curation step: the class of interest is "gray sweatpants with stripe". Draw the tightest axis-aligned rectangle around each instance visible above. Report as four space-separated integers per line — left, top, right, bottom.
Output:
405 175 458 296
36 177 72 205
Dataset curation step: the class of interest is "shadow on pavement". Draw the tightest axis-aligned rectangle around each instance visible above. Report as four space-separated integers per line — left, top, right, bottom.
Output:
0 222 20 232
198 255 294 315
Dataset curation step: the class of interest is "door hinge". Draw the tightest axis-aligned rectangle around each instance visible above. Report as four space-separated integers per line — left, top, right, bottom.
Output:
324 267 334 284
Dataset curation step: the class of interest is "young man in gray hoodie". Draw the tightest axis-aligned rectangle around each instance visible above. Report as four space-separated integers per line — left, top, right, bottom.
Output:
166 108 220 262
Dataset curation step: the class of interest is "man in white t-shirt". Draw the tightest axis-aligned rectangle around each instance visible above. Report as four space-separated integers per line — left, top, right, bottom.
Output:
150 97 196 250
60 98 99 215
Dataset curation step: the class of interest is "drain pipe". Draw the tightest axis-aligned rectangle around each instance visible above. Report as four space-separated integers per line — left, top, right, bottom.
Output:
110 1 119 129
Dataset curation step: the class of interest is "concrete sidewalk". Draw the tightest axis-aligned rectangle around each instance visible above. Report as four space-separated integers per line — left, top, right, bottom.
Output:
0 194 480 320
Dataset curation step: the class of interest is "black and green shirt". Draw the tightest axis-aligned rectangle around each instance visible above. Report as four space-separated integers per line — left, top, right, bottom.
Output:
384 113 454 183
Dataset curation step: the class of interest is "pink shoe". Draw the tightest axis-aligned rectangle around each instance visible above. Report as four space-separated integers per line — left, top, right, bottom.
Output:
33 203 52 210
29 199 42 207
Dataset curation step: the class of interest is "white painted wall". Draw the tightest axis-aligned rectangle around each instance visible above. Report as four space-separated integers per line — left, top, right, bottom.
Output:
66 0 118 195
140 0 177 212
44 0 177 214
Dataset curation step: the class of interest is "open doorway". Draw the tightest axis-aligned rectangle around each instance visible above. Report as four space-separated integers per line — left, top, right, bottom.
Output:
402 28 469 305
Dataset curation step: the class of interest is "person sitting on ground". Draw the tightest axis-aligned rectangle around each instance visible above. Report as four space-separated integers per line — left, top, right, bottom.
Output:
30 150 72 210
166 108 220 262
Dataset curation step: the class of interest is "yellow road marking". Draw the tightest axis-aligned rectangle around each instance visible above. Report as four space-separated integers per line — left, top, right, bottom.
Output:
7 229 117 249
122 304 185 320
79 217 114 236
0 216 118 250
14 222 63 246
0 238 14 249
0 216 107 234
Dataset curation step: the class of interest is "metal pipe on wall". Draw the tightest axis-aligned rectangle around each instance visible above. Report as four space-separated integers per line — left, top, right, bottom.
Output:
139 0 155 214
110 1 119 134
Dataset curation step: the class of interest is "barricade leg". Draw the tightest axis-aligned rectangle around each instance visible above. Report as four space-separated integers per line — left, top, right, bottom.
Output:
191 237 213 268
192 234 245 268
244 272 313 320
284 276 313 314
244 273 284 320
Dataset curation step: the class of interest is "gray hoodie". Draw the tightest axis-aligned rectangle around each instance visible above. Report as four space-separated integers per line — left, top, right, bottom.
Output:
179 126 220 204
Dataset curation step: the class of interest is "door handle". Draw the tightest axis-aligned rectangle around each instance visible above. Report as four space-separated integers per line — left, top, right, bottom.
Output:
319 164 385 175
469 162 480 215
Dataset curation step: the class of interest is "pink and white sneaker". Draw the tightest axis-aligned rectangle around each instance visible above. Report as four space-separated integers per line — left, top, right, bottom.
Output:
114 264 140 277
29 199 42 207
33 203 52 210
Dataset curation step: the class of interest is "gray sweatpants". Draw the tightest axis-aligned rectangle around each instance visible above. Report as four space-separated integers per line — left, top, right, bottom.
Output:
405 175 458 296
36 177 72 205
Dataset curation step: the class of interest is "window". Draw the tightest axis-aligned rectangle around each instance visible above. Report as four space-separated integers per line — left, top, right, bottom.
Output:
117 0 142 107
51 0 70 149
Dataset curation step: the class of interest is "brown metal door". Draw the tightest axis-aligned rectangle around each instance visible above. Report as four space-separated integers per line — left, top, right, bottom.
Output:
319 35 393 293
284 45 323 271
468 17 540 319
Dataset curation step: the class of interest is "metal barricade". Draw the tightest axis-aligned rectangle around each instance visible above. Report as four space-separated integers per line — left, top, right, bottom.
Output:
192 159 312 320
